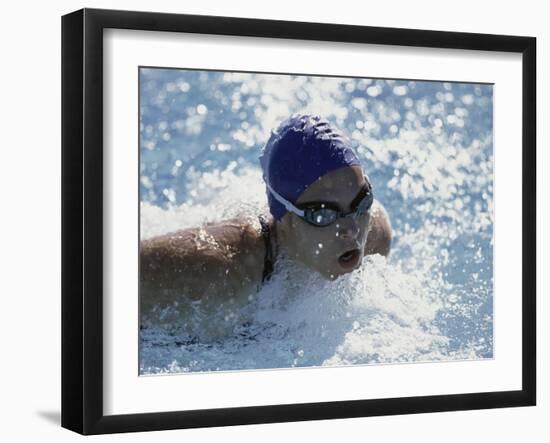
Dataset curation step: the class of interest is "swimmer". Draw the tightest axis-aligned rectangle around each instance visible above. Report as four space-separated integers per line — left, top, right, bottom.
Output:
140 114 392 341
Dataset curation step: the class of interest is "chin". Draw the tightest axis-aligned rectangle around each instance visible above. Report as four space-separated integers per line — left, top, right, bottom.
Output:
329 253 364 279
317 267 349 281
309 254 364 281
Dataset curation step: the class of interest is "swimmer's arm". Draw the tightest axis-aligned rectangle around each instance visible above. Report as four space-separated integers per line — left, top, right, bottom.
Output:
140 220 265 302
364 199 392 257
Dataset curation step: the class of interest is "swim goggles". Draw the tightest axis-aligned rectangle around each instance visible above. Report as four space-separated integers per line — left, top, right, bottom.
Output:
265 177 373 227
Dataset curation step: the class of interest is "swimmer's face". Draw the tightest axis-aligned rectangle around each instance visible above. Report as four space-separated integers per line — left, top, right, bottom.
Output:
277 165 370 280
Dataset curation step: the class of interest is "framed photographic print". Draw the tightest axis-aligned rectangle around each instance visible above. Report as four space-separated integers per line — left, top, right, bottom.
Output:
61 8 536 435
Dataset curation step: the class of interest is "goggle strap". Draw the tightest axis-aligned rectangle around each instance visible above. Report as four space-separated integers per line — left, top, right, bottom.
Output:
265 181 305 217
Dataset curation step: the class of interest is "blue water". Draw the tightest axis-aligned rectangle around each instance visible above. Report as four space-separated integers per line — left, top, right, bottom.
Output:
139 68 493 374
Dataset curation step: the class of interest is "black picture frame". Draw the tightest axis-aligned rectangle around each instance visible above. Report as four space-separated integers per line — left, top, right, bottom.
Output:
61 8 536 435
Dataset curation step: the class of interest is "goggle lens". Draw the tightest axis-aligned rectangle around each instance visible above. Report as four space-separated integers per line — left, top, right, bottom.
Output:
356 191 373 216
305 208 339 226
303 186 373 227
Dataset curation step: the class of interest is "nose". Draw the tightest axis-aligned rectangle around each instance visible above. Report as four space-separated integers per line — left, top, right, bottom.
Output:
337 216 360 240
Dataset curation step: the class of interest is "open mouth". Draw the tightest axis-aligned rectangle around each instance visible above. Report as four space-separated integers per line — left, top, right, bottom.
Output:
338 248 361 270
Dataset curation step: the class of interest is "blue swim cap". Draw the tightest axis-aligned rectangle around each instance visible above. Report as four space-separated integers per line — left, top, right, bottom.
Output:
260 114 361 221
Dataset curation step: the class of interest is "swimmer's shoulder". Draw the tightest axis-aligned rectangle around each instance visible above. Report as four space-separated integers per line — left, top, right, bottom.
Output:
140 217 267 285
140 217 263 252
197 216 269 287
365 199 392 257
198 216 266 259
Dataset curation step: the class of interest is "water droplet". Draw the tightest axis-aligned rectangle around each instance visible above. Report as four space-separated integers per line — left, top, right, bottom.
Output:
393 85 408 96
178 81 190 92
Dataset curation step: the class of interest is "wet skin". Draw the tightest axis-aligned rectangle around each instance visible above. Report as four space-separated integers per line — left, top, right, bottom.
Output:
140 165 391 340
